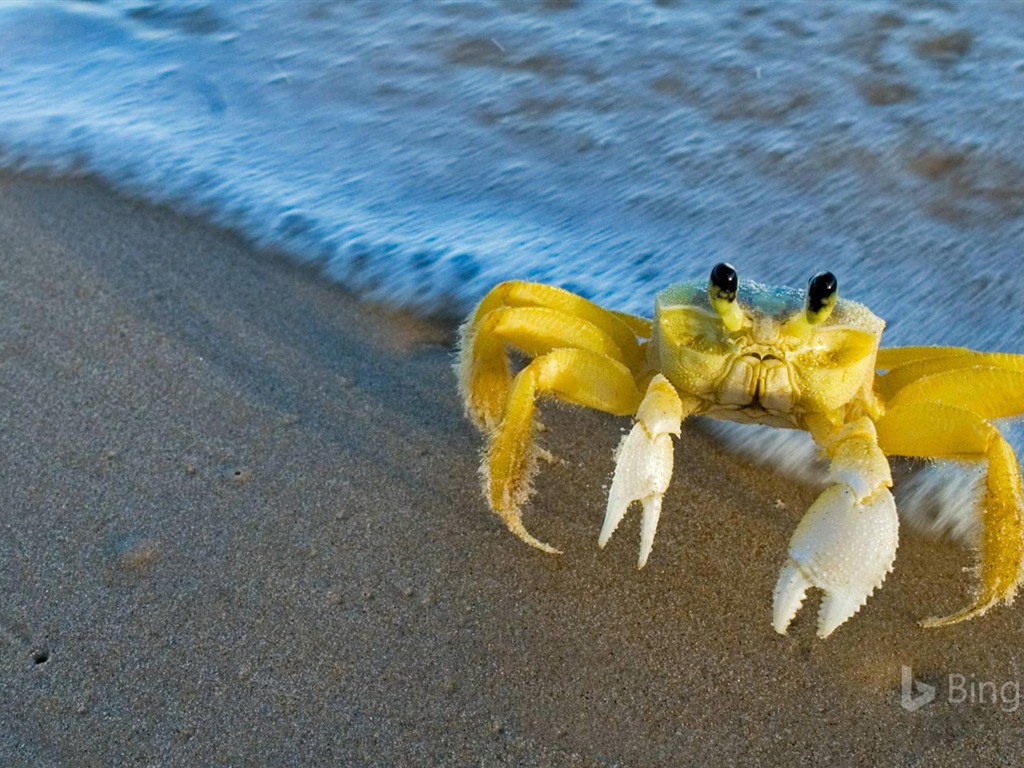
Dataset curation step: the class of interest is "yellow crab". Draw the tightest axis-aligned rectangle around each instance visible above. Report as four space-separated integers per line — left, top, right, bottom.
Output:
457 264 1024 637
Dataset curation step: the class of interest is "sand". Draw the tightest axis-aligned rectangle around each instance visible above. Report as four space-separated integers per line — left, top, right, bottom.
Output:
1 173 1021 766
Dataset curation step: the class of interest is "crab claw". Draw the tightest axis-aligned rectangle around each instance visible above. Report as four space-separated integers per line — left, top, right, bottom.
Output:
773 484 899 638
599 420 675 567
598 375 686 568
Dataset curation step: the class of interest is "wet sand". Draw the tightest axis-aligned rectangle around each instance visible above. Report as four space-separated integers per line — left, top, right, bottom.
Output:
0 173 1021 766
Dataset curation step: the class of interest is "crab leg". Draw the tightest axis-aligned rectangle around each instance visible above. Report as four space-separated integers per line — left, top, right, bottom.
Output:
876 346 1024 404
457 281 648 430
876 345 983 370
467 281 651 349
877 345 1024 370
773 416 899 638
484 347 643 553
598 375 699 567
459 306 634 431
876 401 1024 626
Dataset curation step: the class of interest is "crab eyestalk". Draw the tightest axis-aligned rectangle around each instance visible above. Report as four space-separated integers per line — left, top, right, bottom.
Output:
806 271 838 325
708 262 744 332
784 271 838 338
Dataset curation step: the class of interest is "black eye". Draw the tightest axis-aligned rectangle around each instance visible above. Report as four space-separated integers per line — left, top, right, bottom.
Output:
807 271 837 313
710 262 738 301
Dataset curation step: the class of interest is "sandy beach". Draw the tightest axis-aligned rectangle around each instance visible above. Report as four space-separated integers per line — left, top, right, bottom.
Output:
1 172 1023 766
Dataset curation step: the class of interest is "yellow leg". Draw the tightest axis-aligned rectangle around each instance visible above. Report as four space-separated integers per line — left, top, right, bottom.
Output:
883 364 1024 419
876 401 1024 626
876 345 978 370
877 346 1024 401
457 281 649 430
485 347 643 554
610 309 653 340
468 281 648 363
458 305 638 431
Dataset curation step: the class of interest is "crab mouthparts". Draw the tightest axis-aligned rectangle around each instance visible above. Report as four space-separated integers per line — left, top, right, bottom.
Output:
749 353 779 401
718 353 795 414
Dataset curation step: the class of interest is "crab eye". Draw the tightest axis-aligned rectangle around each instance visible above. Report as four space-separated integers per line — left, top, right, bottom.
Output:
805 271 838 325
710 262 738 301
708 262 744 332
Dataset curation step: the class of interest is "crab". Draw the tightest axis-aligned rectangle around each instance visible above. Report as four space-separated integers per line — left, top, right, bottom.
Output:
456 264 1024 638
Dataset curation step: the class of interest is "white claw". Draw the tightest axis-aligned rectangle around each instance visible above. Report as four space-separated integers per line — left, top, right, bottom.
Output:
598 387 675 569
638 496 663 568
772 562 812 635
818 591 868 639
598 435 634 547
772 484 899 638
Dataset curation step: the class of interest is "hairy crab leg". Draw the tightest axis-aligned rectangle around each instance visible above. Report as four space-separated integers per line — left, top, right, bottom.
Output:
876 346 1024 403
876 400 1024 626
773 416 898 638
484 348 643 554
876 345 984 370
458 305 633 431
609 309 653 340
598 374 698 568
462 281 646 369
877 345 1024 370
457 282 649 434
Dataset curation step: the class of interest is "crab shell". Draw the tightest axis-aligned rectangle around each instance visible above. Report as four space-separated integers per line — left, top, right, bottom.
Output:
651 280 886 427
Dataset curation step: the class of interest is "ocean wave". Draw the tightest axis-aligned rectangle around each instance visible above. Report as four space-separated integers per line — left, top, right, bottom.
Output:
0 0 1022 346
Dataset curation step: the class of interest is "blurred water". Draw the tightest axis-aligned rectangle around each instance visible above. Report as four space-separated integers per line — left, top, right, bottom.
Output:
0 0 1022 346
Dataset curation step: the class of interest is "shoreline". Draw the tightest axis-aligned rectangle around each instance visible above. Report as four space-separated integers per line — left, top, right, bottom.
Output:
0 172 1018 766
